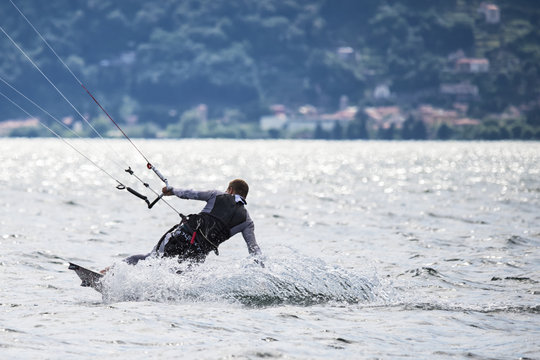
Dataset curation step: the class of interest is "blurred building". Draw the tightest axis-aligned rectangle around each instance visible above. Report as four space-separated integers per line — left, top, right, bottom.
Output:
373 84 391 99
0 117 39 136
440 82 479 97
336 46 355 61
260 104 289 130
259 104 357 133
364 106 405 129
478 3 501 23
260 114 288 131
416 105 480 127
447 49 466 63
339 95 349 110
197 104 208 124
456 58 490 73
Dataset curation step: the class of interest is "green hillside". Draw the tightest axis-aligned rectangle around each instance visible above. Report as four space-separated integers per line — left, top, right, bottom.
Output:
0 0 539 139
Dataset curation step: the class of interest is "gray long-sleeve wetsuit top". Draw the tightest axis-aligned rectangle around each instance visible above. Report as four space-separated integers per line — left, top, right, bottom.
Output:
172 188 262 256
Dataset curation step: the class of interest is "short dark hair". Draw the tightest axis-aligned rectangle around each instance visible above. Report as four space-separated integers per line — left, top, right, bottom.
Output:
228 179 249 198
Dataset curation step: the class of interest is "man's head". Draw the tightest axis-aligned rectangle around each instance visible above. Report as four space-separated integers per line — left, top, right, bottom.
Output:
227 179 249 198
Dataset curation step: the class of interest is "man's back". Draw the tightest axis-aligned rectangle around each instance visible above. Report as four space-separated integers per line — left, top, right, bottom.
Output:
172 188 261 256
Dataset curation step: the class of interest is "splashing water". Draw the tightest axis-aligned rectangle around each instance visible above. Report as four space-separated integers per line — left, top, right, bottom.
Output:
101 251 383 306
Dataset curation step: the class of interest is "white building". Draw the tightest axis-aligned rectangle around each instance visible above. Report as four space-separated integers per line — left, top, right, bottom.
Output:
478 3 501 24
337 47 355 61
259 106 357 133
374 84 391 99
260 114 288 131
456 58 490 73
440 82 479 96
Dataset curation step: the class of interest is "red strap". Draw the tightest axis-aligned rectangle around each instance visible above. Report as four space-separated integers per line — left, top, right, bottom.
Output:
190 231 197 245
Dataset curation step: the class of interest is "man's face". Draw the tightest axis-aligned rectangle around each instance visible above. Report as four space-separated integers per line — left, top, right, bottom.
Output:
226 186 234 194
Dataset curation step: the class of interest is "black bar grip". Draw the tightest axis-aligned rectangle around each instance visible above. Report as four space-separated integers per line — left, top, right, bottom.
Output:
126 187 148 201
148 194 163 209
126 187 151 207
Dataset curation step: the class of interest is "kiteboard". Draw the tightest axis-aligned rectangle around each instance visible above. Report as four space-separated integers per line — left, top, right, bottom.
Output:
68 262 103 293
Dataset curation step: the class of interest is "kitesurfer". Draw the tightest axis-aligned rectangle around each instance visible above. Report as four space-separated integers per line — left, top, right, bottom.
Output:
102 179 262 273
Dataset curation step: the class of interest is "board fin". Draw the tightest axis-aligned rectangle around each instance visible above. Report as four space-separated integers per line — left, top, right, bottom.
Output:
68 262 104 293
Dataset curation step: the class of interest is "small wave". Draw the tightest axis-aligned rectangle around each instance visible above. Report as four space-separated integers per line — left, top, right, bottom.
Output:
21 251 65 266
1 233 24 240
491 276 538 284
401 302 540 314
427 212 488 225
504 235 540 247
99 254 381 306
401 267 441 278
398 267 502 291
506 235 528 245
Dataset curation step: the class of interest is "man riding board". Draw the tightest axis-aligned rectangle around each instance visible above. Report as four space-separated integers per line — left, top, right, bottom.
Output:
104 179 262 272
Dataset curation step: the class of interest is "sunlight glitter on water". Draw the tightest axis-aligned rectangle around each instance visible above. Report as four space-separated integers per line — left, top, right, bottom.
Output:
0 139 539 359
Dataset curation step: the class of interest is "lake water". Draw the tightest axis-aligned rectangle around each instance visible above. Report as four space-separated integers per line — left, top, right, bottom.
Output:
1 138 539 359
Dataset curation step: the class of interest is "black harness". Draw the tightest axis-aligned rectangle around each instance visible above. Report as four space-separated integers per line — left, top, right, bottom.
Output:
159 194 247 259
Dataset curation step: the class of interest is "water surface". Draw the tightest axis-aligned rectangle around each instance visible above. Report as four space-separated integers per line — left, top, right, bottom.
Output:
1 139 539 359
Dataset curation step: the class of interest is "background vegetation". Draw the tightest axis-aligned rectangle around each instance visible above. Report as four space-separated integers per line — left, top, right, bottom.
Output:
1 0 539 139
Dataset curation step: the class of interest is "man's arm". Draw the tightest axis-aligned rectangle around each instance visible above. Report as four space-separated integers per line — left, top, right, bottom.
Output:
241 221 262 256
242 221 264 267
163 187 218 201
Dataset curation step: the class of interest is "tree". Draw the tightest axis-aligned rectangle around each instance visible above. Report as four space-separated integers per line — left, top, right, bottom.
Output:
87 116 113 137
347 112 369 139
268 129 281 139
2 0 540 139
499 126 511 140
511 124 523 139
178 109 202 138
314 122 329 139
401 116 415 140
331 121 343 140
436 123 453 140
378 124 395 140
165 109 202 138
526 107 540 127
411 120 427 140
9 126 42 137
